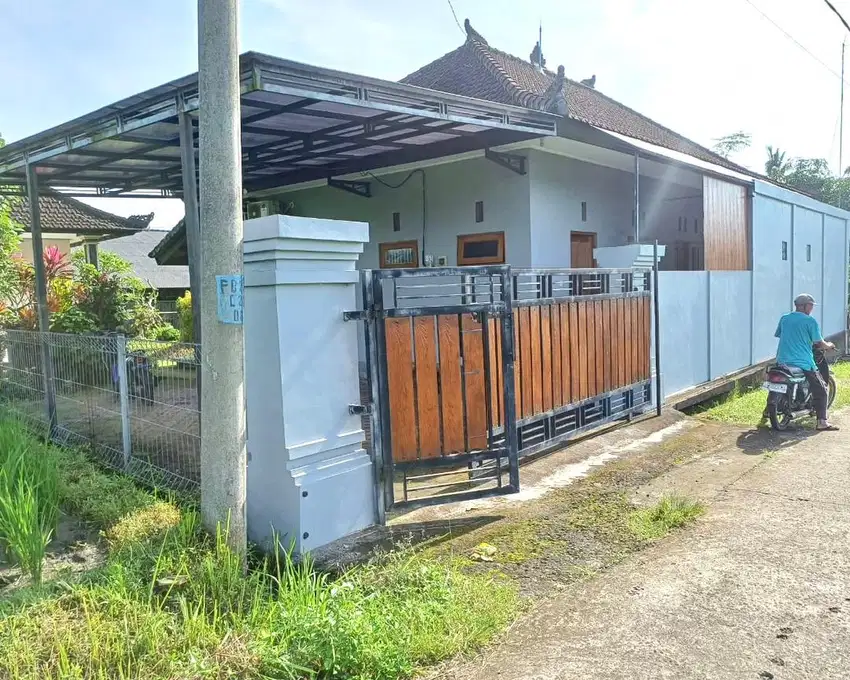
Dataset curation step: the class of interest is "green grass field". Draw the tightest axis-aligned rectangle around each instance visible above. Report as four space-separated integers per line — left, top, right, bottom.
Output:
695 361 850 426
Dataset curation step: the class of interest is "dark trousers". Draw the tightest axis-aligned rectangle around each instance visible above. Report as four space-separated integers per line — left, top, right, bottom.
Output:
804 370 828 421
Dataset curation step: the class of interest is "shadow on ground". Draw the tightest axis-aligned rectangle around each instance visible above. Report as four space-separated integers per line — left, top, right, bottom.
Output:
736 425 820 455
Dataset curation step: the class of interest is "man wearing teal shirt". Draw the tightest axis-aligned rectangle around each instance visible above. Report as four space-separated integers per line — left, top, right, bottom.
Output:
774 293 837 431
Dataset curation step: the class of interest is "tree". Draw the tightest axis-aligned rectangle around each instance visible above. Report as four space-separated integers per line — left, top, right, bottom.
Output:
712 131 751 159
765 146 790 181
0 134 24 305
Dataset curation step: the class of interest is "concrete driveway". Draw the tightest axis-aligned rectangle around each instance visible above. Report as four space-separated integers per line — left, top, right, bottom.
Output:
445 413 850 680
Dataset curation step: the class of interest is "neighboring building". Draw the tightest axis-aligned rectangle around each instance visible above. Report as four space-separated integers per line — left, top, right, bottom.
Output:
142 19 846 399
76 229 189 326
8 190 152 263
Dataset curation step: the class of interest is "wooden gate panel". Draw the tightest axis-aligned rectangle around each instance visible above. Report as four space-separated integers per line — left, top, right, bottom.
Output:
385 317 418 461
530 306 543 415
438 315 465 455
461 314 488 451
413 316 441 458
541 306 553 412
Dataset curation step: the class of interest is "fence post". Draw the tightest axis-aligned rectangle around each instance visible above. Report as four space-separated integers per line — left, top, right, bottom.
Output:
653 241 662 416
116 335 132 471
500 266 520 491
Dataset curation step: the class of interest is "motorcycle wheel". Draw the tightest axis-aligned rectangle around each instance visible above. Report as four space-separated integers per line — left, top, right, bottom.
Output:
767 392 792 431
827 376 837 409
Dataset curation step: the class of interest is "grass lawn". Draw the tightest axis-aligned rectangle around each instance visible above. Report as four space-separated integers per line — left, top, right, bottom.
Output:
0 418 519 680
0 414 711 679
694 361 850 426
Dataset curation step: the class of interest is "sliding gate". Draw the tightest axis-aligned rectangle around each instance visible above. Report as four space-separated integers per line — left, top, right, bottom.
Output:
350 266 656 513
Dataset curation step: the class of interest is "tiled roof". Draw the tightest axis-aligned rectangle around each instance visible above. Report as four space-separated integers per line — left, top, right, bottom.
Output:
7 191 152 235
83 230 189 291
148 219 186 267
402 19 750 175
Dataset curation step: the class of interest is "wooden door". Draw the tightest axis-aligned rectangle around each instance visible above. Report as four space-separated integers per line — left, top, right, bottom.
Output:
570 232 597 268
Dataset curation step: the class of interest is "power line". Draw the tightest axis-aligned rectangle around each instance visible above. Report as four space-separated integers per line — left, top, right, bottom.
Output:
823 0 850 33
742 0 848 83
446 0 464 36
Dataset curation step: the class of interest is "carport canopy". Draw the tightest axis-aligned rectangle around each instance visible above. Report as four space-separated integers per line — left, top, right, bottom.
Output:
0 51 558 196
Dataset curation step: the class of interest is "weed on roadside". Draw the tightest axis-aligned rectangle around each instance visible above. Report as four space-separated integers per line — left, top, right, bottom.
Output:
628 494 705 540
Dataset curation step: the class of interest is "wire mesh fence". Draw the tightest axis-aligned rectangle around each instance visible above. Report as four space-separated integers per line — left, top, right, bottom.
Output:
0 329 200 492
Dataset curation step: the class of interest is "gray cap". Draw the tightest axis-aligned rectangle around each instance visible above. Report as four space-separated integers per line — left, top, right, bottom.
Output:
794 293 817 306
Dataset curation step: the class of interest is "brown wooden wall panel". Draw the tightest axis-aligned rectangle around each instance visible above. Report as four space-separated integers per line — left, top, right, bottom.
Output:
594 300 604 395
560 303 571 405
385 317 418 461
703 176 749 271
438 315 465 455
487 317 503 429
519 307 533 418
551 304 563 408
603 298 613 392
643 296 651 379
461 314 488 451
585 301 597 398
616 298 626 388
541 306 553 412
514 318 522 419
577 302 589 400
413 317 441 458
569 303 580 401
530 306 543 414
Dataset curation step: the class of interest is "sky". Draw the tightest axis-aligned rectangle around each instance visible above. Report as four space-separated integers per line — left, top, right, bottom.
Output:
3 0 850 228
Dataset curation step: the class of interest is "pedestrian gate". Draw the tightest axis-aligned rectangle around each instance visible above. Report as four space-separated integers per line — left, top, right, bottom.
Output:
347 266 656 514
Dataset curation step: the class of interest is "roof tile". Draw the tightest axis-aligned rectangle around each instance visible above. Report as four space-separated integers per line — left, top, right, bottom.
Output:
402 20 750 175
6 191 152 235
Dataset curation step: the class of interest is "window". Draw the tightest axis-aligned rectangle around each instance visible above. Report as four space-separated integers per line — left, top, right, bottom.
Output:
581 201 587 222
379 240 418 268
474 200 484 223
392 212 401 232
457 232 506 265
806 244 812 262
781 241 788 261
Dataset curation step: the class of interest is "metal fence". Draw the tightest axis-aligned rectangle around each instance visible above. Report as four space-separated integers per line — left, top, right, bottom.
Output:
0 329 200 492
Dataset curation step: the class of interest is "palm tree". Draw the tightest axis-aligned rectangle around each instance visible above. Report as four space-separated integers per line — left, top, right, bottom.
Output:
765 146 790 181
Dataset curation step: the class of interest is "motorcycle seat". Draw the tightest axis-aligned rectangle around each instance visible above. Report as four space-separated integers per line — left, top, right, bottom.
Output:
768 364 805 376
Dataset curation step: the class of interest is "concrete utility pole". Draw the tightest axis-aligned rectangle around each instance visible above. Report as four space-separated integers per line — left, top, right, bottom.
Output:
197 0 247 554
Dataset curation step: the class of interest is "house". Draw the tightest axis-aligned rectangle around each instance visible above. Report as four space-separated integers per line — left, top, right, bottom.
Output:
7 190 152 263
148 20 848 400
0 23 845 404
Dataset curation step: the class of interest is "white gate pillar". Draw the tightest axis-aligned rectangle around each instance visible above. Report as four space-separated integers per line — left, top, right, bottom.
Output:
243 215 374 553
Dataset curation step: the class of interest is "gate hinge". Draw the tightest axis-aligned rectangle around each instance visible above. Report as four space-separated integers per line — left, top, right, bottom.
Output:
349 403 371 416
343 309 373 322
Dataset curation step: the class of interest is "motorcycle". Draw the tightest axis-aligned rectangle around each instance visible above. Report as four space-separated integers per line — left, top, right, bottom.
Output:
112 354 157 405
763 345 837 431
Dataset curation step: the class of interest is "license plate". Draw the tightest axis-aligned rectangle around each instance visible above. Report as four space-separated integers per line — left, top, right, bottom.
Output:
763 382 788 394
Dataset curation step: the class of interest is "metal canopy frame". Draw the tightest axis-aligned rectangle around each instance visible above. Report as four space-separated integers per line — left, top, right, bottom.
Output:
0 51 558 196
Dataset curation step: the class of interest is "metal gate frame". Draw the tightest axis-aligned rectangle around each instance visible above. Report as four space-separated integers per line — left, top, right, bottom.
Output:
346 261 660 519
347 266 519 517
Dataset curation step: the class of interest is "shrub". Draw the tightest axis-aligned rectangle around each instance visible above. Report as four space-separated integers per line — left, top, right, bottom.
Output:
176 291 193 342
0 418 60 584
155 324 181 342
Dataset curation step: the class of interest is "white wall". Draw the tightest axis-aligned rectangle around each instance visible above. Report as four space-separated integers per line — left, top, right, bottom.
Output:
658 187 849 399
823 215 847 337
278 155 532 268
658 271 754 398
528 149 633 267
751 195 792 362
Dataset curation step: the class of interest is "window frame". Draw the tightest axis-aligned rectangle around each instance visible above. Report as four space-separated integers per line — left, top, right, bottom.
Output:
457 231 506 266
379 239 419 269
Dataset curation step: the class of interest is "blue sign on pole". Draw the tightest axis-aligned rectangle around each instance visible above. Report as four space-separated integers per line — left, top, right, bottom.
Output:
216 274 244 325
